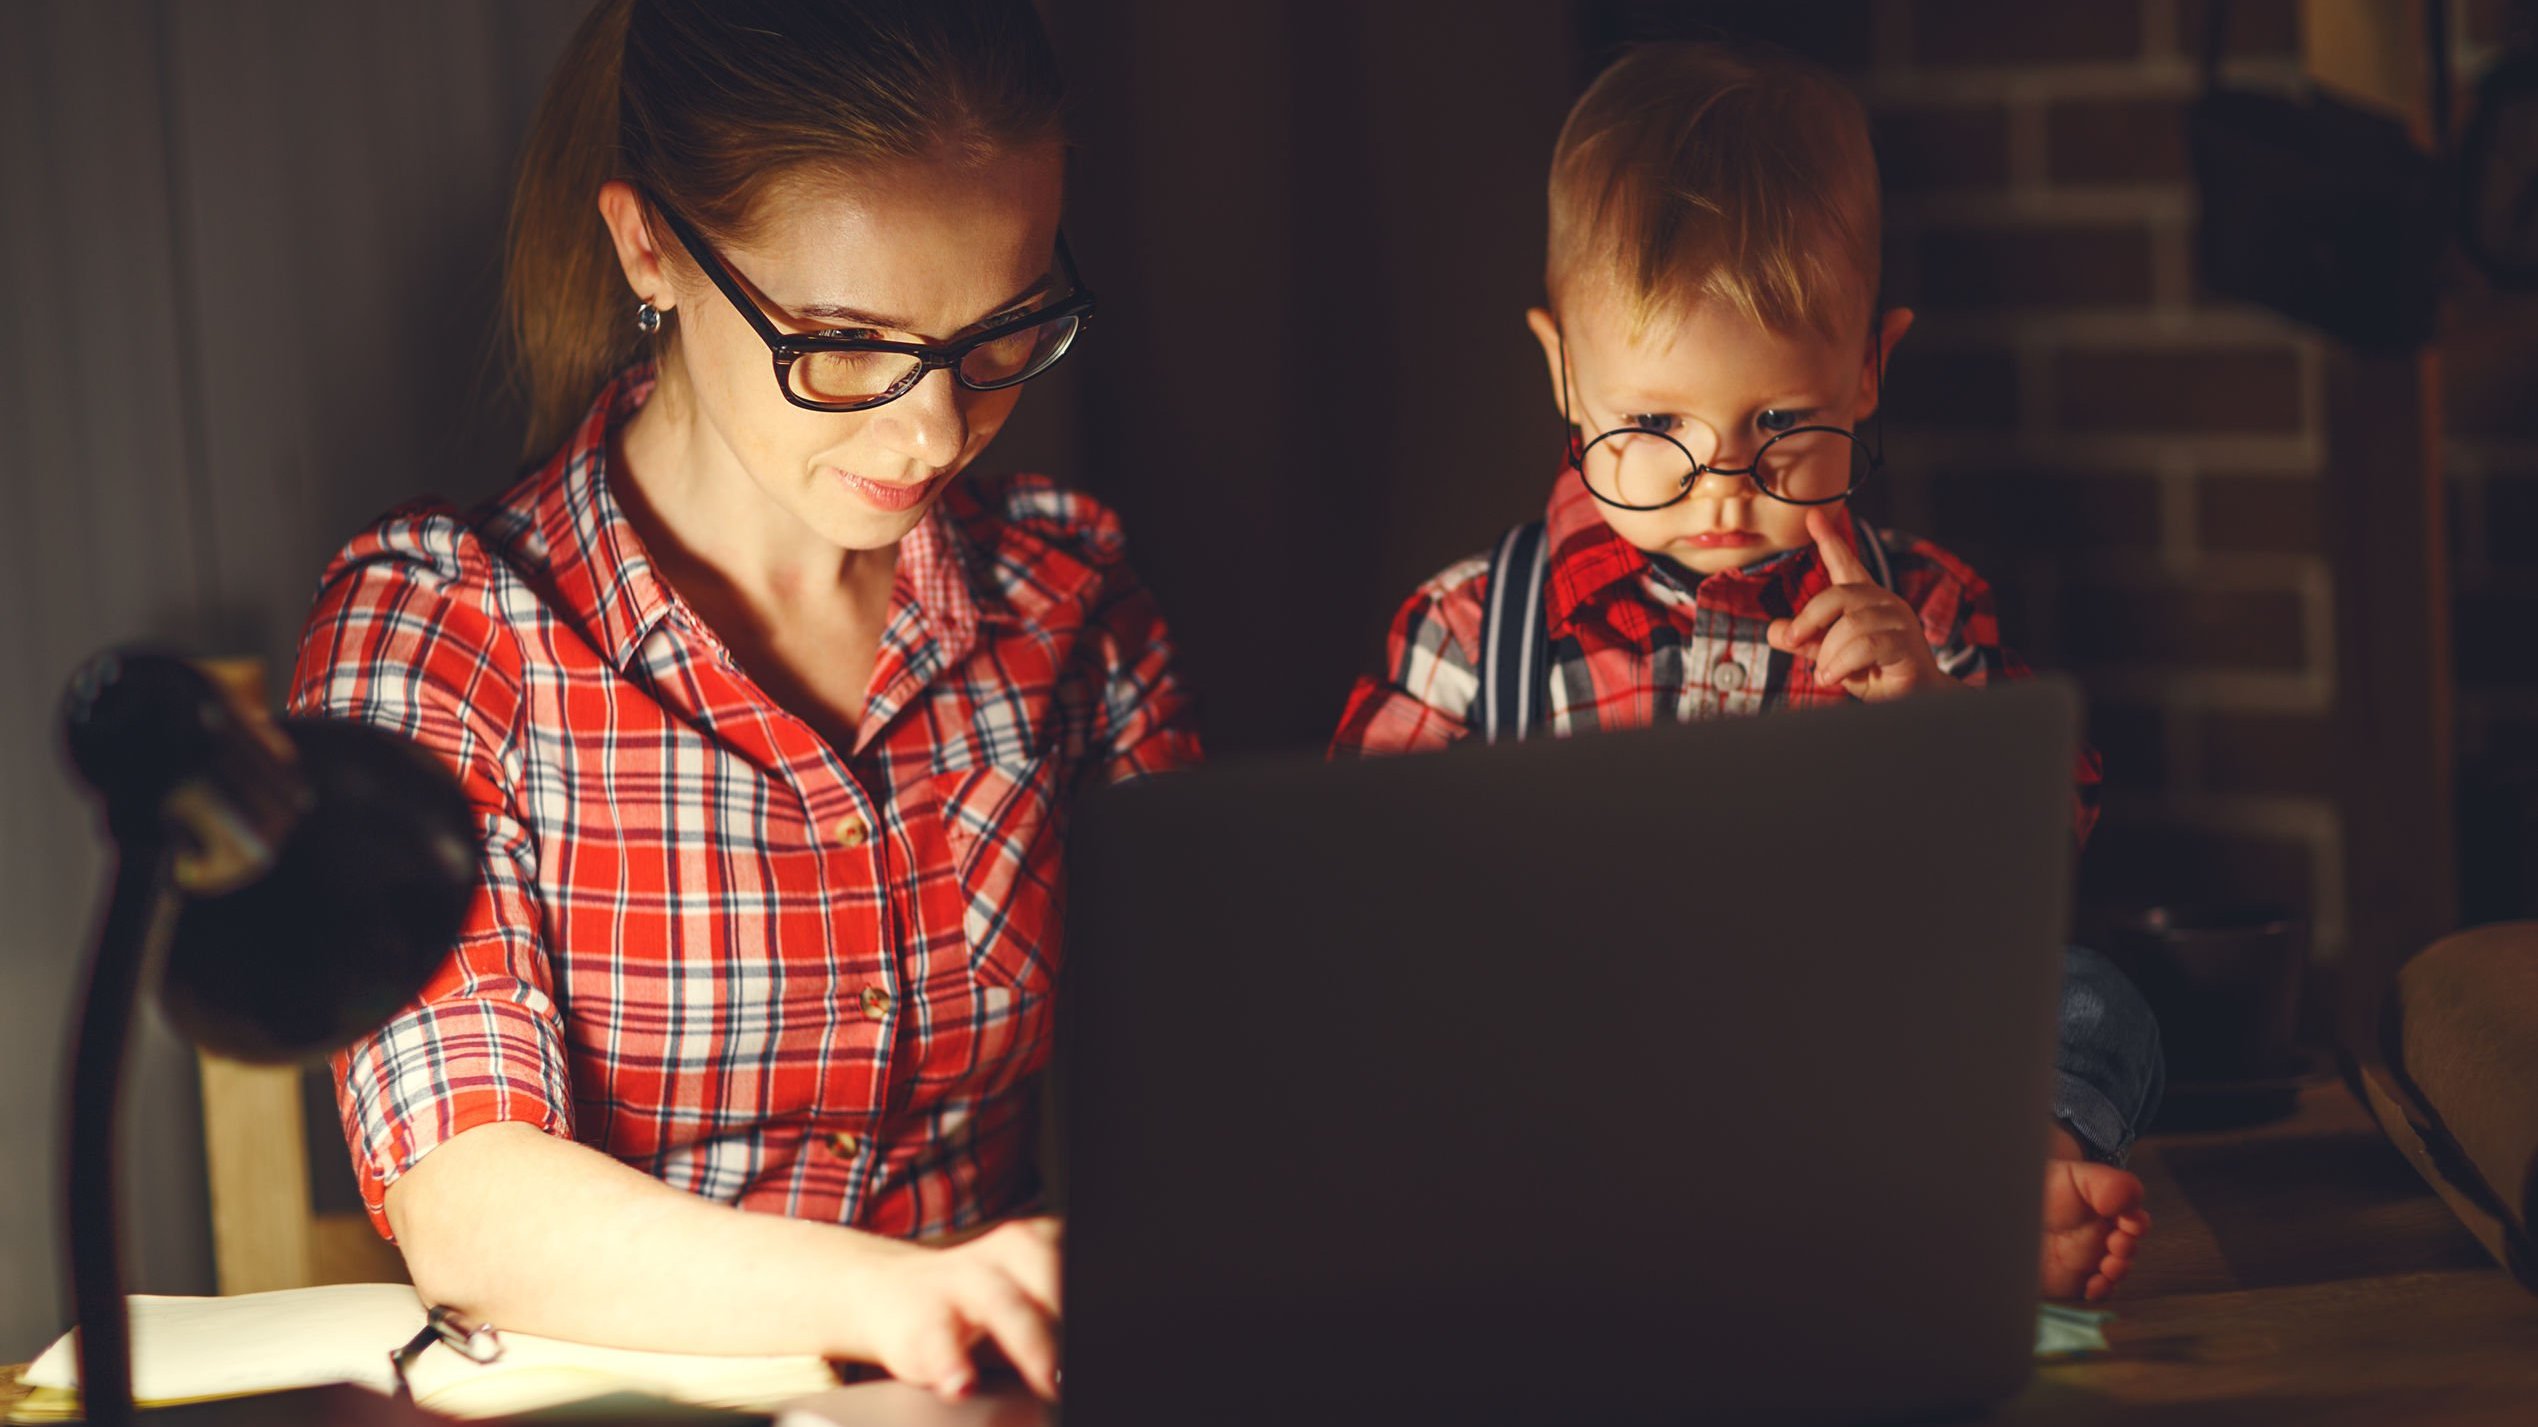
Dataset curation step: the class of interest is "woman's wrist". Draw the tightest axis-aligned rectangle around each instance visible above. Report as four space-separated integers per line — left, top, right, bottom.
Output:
787 1221 923 1362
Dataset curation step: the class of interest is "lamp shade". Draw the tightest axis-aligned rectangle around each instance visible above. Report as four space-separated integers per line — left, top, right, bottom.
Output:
63 653 477 1063
160 717 476 1062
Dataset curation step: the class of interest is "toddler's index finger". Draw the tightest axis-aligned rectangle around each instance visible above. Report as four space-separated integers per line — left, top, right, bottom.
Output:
1808 507 1871 586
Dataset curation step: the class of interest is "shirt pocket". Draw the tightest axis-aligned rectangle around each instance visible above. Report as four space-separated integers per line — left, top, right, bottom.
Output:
932 756 1066 996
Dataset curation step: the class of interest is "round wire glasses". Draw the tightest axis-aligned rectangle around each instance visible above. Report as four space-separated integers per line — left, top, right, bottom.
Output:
652 199 1095 414
1557 327 1887 511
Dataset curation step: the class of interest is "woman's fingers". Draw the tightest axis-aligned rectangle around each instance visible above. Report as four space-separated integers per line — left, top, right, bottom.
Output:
985 1218 1063 1315
857 1222 1065 1402
966 1274 1061 1400
894 1314 985 1401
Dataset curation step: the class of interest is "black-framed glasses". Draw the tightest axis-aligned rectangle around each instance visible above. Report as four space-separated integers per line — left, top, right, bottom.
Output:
1556 326 1888 510
651 201 1095 414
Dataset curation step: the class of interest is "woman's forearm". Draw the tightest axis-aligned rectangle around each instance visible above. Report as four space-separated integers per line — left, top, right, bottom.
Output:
382 1121 905 1359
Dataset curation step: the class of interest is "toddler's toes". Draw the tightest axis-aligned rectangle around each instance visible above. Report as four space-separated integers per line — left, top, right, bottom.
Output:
2040 1223 2112 1299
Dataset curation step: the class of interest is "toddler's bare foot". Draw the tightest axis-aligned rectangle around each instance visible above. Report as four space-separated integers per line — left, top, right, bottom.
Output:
2040 1158 2151 1301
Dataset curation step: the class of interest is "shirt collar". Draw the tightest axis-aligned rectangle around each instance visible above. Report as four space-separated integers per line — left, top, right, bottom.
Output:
892 497 983 672
537 367 679 671
933 474 1112 630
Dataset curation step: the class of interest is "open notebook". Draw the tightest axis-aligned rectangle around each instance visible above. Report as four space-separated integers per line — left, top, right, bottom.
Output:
15 1284 842 1421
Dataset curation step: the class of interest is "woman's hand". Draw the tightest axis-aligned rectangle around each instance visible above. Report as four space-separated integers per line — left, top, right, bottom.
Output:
385 1126 1064 1398
843 1217 1063 1401
1765 508 1953 702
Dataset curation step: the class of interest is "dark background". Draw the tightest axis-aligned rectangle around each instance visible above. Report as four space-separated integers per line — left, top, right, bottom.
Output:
5 0 2533 1362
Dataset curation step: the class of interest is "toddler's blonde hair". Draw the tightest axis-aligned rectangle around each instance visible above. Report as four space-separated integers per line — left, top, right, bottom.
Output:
1547 40 1881 342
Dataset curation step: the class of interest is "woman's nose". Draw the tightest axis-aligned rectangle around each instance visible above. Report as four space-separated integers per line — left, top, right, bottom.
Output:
868 366 969 469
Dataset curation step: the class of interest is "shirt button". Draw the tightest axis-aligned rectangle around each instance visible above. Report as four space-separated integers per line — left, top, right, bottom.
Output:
1712 661 1749 692
827 1130 861 1158
832 816 869 849
860 985 892 1020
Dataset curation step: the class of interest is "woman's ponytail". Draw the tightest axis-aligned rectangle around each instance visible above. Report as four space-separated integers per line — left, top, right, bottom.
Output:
504 0 638 460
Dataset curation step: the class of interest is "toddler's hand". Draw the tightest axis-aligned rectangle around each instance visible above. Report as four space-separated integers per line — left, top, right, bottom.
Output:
1764 509 1952 702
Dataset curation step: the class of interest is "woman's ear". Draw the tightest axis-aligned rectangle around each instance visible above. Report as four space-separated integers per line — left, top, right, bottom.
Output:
596 180 673 312
1855 306 1914 423
1526 306 1569 419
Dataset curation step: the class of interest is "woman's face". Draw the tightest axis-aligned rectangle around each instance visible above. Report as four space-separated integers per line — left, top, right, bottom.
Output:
623 142 1068 553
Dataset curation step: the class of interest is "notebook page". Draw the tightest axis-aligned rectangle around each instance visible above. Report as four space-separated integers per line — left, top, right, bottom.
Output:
410 1333 838 1418
24 1286 840 1418
23 1284 424 1401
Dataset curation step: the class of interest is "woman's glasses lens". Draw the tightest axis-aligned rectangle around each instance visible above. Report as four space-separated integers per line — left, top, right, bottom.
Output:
1577 425 1870 510
784 313 1084 410
959 314 1079 389
790 349 922 407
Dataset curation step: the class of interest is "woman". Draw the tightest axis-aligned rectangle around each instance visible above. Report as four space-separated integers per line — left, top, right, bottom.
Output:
287 0 1195 1399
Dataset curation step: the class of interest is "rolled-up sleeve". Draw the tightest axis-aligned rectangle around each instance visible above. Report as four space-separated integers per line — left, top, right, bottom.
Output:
1331 559 1489 757
288 506 573 1240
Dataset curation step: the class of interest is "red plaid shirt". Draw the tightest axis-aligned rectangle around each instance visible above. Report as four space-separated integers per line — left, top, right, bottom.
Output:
291 369 1198 1241
1334 469 2100 839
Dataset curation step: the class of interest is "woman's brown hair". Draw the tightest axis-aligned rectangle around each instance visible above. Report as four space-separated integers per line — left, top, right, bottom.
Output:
504 0 1067 458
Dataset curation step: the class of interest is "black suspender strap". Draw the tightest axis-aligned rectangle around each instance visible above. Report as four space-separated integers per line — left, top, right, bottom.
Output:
1852 511 1895 592
1477 519 1551 744
1477 514 1891 744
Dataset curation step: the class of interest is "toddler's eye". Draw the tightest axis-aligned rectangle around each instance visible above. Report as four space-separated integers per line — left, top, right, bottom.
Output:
1624 413 1679 435
1757 409 1810 434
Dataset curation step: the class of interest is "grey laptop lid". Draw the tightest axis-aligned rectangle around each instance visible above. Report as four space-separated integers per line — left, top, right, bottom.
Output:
1056 679 2080 1427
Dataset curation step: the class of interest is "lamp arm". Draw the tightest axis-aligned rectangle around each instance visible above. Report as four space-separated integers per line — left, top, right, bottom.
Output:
64 837 179 1427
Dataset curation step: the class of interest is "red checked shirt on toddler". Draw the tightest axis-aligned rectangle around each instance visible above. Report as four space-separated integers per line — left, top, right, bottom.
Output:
1333 468 2101 841
290 367 1198 1244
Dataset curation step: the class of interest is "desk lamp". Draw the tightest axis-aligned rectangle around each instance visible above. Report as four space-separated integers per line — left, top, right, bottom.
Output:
59 652 477 1425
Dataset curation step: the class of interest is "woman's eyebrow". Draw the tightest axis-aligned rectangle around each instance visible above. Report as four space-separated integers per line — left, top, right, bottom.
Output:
788 272 1057 335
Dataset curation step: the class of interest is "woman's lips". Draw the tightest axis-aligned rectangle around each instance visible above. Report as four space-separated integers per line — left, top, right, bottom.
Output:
832 467 939 513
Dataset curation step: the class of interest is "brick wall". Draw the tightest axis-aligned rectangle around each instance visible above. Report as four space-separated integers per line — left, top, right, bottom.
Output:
1579 0 2538 963
1861 0 2351 951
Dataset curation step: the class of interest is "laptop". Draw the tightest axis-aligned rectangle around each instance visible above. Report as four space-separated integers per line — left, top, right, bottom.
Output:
1051 679 2082 1427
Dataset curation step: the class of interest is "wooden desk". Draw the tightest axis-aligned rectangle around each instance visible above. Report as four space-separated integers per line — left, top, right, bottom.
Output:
1992 1078 2538 1424
13 1083 2534 1425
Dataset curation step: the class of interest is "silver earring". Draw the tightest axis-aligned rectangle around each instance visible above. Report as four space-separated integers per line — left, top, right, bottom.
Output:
633 301 663 335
